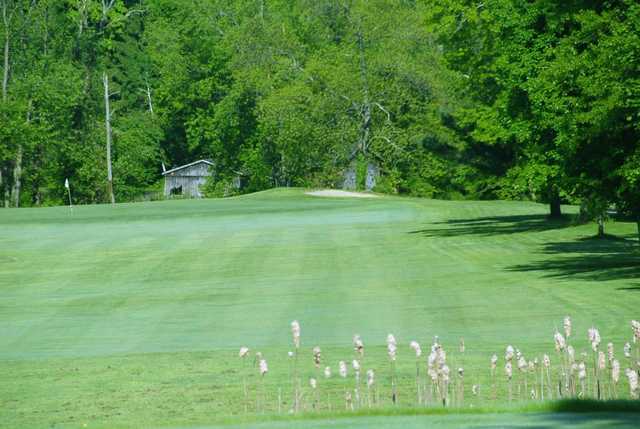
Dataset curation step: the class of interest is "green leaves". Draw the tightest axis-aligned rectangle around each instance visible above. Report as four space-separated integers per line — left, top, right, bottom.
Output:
1 0 638 210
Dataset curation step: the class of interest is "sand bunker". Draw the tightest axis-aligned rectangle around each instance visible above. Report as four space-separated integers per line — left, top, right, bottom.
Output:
305 189 378 198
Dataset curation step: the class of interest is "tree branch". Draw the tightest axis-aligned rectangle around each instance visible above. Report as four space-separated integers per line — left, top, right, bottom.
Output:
372 135 404 152
284 51 359 111
373 102 391 123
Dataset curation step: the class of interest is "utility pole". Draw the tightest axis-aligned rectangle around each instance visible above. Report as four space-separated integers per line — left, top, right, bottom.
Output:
103 71 115 204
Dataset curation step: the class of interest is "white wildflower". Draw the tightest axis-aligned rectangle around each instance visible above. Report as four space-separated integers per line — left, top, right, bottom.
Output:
366 369 375 388
570 362 578 376
578 362 586 380
564 316 572 338
505 345 515 361
259 359 268 376
339 361 348 378
428 367 438 382
428 350 437 369
353 334 364 356
554 332 566 352
410 340 422 358
313 346 321 368
436 347 447 366
239 347 249 358
387 334 397 347
441 364 450 383
517 356 527 372
387 334 398 361
352 359 360 372
291 320 301 349
612 359 620 383
625 368 639 398
567 345 575 364
632 320 640 342
388 342 397 361
598 351 606 371
588 327 601 351
607 342 614 362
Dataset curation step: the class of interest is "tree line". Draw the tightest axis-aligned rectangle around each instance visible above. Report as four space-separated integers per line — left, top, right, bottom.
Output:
0 1 638 233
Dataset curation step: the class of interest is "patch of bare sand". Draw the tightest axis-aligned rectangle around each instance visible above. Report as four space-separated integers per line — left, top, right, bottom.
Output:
305 189 378 198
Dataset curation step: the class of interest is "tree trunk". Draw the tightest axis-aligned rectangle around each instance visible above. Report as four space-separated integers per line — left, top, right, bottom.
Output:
2 33 9 101
597 215 605 238
549 191 562 218
2 33 8 101
11 102 31 208
43 5 48 56
3 170 9 208
11 144 21 207
356 28 371 155
103 72 115 204
2 2 11 208
145 82 153 114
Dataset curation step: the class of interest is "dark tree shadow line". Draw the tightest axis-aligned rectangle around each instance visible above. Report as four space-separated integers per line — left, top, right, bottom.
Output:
470 400 640 428
508 236 640 285
409 214 640 287
408 214 575 237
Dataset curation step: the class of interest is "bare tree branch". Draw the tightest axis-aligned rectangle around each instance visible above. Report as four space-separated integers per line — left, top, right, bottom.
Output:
373 102 391 123
372 135 405 152
283 50 360 111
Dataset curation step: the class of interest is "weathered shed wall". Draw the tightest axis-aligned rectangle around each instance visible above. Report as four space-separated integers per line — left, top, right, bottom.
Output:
343 166 357 190
365 162 379 191
342 161 379 191
163 162 212 198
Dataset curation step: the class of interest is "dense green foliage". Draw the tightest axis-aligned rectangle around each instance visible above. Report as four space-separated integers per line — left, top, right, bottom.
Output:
0 1 638 222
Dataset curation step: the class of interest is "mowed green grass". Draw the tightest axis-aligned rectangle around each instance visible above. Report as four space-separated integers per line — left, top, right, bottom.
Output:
1 188 639 428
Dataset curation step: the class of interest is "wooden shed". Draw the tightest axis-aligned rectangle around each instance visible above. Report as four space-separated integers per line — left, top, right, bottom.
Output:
342 150 381 192
162 159 214 198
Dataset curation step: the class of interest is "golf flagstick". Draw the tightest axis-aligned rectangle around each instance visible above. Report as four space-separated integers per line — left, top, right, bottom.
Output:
65 178 73 213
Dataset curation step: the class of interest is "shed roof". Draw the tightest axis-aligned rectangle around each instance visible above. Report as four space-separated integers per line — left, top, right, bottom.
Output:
162 159 214 176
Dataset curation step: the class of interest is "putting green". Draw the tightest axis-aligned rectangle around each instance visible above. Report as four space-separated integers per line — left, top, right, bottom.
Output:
1 189 638 428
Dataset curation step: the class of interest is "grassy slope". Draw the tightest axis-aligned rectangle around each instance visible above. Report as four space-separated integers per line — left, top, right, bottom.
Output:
0 189 638 428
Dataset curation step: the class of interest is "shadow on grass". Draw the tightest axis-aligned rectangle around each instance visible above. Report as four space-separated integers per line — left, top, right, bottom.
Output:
408 214 574 238
215 400 640 428
551 399 640 413
525 400 640 429
408 213 639 284
507 236 640 283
